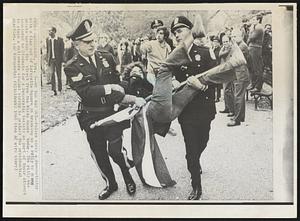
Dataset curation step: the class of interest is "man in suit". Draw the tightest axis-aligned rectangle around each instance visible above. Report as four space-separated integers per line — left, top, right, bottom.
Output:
170 16 216 200
64 19 146 200
46 26 65 95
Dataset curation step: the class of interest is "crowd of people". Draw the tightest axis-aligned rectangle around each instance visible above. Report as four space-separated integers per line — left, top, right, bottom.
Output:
42 13 272 200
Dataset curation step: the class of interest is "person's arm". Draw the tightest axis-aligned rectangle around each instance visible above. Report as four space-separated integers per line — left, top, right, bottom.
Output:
64 64 125 106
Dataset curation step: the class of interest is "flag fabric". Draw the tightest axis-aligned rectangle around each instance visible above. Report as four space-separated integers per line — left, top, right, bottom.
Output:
131 104 176 187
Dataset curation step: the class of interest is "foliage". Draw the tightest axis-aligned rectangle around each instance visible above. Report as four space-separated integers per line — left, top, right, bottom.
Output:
41 10 271 43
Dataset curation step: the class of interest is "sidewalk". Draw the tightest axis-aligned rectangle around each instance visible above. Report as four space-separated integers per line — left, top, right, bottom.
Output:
42 100 273 201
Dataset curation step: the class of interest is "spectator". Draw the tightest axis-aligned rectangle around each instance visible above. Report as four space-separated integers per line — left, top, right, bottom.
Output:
150 19 175 51
241 17 250 43
46 26 65 96
64 37 78 88
131 38 142 62
262 24 272 71
140 35 149 67
219 34 234 115
247 14 264 92
119 40 132 73
212 36 222 102
97 33 115 56
140 26 171 86
229 29 250 126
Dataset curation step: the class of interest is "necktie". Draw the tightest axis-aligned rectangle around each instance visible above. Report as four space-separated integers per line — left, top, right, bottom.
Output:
88 56 97 69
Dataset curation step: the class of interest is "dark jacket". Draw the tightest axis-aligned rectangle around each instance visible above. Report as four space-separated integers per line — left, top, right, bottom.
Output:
64 50 128 130
247 24 264 48
46 36 65 65
173 44 217 124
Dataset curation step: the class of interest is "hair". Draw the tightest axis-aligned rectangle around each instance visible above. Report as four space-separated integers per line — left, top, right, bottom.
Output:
219 32 226 44
221 34 231 43
242 18 249 23
156 26 169 40
256 14 263 24
50 27 57 33
120 41 129 51
265 24 271 28
122 62 147 80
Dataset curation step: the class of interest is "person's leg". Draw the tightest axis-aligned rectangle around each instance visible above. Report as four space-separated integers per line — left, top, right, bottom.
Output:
106 126 133 170
56 62 62 92
86 126 118 199
223 81 234 114
180 120 211 200
248 47 257 89
50 59 57 93
233 80 249 123
106 125 136 195
47 60 53 84
254 48 264 91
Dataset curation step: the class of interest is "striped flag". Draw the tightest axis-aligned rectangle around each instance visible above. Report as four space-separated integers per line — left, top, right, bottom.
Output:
131 104 176 188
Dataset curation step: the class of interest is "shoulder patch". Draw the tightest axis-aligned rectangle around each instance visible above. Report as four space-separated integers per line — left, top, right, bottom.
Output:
71 73 83 82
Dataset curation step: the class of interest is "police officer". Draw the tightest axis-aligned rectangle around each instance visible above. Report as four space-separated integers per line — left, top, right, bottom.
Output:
64 19 145 200
170 16 216 200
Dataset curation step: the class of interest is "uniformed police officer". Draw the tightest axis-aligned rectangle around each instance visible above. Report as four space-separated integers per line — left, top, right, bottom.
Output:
64 19 146 200
170 16 216 200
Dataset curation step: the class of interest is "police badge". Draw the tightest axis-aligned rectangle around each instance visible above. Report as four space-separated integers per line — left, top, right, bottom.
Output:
195 54 201 61
102 58 110 68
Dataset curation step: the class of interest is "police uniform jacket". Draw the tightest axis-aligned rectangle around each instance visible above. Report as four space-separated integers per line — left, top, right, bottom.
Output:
174 43 217 124
64 50 128 130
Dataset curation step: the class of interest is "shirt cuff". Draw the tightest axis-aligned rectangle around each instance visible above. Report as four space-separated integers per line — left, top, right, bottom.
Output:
104 85 112 95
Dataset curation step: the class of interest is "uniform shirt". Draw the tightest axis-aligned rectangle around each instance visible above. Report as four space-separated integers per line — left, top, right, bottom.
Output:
174 43 217 124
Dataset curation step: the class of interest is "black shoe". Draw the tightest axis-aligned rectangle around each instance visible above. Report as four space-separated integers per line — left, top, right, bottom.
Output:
122 170 136 195
219 109 230 113
46 82 51 85
188 186 202 200
53 90 57 96
227 120 241 127
98 183 118 200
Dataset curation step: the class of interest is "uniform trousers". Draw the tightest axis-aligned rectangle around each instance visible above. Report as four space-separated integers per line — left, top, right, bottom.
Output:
85 124 130 187
180 120 212 188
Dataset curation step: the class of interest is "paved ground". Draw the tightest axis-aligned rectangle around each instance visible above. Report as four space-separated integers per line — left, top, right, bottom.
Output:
42 99 273 201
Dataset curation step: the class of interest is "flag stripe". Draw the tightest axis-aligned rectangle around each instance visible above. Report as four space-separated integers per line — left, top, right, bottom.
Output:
141 105 162 187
